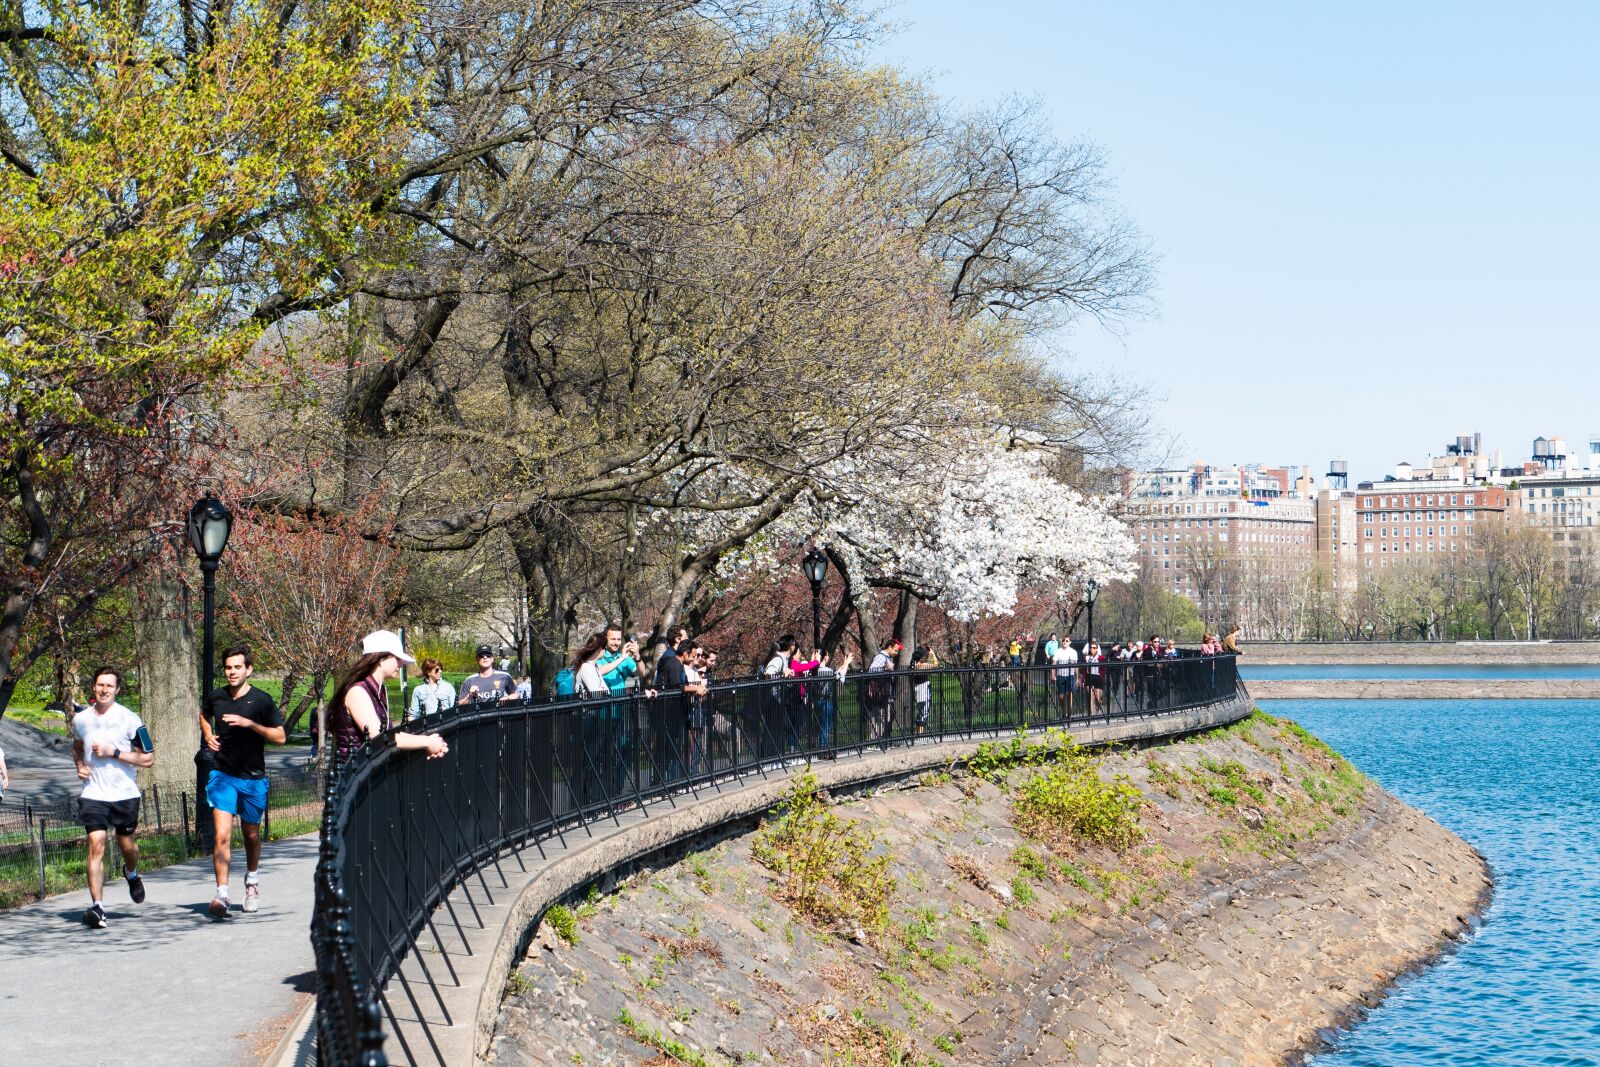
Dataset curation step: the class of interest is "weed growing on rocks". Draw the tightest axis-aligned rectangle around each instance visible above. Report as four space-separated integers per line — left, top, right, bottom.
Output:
617 1005 717 1066
545 904 579 945
752 773 897 933
1013 757 1144 851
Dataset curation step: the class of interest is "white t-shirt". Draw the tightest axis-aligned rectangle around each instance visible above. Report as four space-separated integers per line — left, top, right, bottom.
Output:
1051 645 1079 677
73 703 143 802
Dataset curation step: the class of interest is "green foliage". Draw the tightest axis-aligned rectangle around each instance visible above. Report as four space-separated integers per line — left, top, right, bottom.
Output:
1013 753 1144 850
752 773 896 932
617 1006 718 1067
1009 877 1036 906
968 728 1078 782
1010 844 1049 881
544 904 579 945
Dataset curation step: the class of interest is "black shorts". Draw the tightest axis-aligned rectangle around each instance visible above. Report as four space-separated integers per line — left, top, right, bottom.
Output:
80 797 140 835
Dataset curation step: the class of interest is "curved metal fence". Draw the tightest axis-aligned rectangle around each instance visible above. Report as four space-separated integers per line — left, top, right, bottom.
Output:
312 653 1245 1065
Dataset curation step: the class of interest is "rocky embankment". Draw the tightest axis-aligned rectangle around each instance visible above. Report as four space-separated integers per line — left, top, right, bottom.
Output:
491 712 1490 1067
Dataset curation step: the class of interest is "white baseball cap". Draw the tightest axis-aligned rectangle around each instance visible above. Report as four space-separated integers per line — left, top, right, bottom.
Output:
361 629 416 665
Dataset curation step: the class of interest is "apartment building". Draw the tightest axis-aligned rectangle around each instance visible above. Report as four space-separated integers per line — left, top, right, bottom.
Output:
1123 464 1317 635
1354 485 1509 569
1314 490 1359 592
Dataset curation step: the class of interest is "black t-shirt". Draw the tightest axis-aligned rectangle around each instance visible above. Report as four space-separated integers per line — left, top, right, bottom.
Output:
654 650 687 692
205 686 283 779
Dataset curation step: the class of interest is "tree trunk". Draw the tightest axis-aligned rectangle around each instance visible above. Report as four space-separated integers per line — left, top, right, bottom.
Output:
892 591 917 669
134 562 200 797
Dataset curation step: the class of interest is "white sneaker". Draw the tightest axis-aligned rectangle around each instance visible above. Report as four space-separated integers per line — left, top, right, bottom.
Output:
243 883 260 914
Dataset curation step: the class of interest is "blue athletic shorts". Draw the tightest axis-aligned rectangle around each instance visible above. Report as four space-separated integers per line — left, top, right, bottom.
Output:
206 769 269 824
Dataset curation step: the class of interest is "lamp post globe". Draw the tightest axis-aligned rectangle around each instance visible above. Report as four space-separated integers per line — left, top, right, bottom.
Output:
801 547 828 651
186 492 233 567
187 492 232 855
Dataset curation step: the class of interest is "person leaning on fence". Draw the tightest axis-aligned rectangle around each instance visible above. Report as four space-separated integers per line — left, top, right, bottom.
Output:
813 650 851 757
911 644 938 733
72 667 154 929
652 635 705 781
680 642 712 773
1083 642 1106 714
1051 638 1079 716
200 645 284 919
572 626 649 801
407 658 456 721
760 635 797 758
327 631 449 771
864 638 900 741
1221 624 1244 655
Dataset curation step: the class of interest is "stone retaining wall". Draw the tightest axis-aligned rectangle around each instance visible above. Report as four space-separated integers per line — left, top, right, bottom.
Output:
1250 679 1599 700
1242 641 1600 664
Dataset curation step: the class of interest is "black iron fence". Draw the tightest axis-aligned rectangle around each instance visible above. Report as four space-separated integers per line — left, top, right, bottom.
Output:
312 654 1244 1066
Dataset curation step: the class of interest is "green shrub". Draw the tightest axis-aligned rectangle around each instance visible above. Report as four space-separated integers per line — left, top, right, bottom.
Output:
752 773 896 932
1013 756 1144 850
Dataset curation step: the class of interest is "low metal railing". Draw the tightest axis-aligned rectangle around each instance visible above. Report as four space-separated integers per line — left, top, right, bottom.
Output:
311 654 1245 1065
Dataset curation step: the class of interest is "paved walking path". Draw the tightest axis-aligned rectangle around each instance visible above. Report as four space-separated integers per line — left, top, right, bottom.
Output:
0 834 318 1067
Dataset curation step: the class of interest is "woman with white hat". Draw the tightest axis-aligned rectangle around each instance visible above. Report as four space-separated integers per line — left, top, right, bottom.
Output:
326 629 449 768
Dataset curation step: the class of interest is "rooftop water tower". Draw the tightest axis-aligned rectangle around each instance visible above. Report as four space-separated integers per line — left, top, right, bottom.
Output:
1326 459 1348 490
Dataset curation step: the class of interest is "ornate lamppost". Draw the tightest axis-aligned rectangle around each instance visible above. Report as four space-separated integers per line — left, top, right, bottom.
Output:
1084 578 1099 646
802 547 829 652
187 492 233 854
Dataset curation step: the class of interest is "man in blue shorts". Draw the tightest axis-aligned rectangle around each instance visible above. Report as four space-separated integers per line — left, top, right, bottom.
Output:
201 645 284 918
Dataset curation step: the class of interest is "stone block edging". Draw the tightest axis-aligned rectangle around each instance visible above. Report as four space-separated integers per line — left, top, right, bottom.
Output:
467 693 1254 1062
1250 679 1599 700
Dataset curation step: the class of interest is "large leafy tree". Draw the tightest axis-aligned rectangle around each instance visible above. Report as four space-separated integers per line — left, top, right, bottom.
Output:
0 0 421 714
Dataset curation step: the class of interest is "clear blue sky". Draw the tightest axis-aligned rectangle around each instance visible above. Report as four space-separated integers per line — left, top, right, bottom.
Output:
874 2 1599 483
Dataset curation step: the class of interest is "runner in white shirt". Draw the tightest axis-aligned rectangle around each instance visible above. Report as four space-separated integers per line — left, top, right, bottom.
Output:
71 668 154 929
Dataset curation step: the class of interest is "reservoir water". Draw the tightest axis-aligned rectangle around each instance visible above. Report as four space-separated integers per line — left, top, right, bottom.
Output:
1260 697 1600 1066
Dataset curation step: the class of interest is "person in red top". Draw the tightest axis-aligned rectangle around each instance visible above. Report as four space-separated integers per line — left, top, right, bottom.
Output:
327 630 450 770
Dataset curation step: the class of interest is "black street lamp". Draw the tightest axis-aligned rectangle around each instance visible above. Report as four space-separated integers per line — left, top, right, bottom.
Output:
186 492 232 854
1084 578 1099 646
802 546 829 652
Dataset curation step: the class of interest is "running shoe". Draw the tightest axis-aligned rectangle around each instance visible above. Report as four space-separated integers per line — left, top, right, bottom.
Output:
125 871 145 904
83 903 108 929
208 895 231 919
242 883 260 914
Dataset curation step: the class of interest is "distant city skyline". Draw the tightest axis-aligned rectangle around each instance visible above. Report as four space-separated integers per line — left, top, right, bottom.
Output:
1154 425 1599 487
873 2 1599 483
